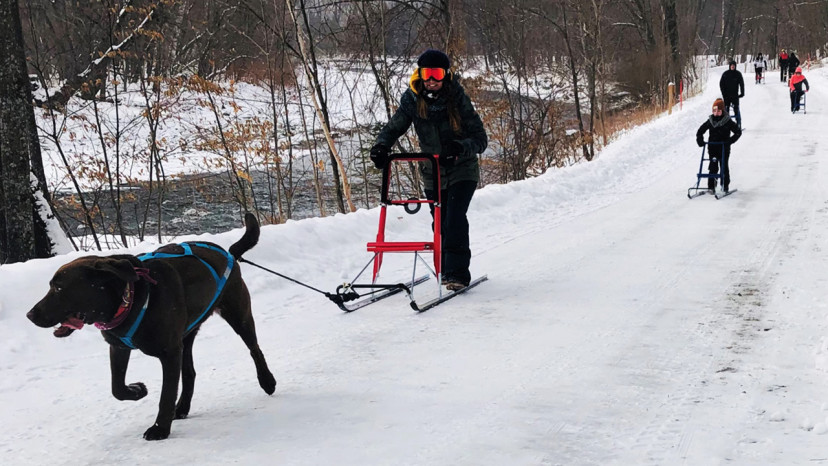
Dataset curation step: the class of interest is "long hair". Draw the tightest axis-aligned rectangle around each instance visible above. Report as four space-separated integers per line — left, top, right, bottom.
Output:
415 80 462 134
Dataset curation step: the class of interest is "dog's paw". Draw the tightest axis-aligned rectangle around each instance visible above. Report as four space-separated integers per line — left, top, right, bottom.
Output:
174 401 190 419
143 423 171 441
114 382 148 401
129 383 148 400
260 373 277 395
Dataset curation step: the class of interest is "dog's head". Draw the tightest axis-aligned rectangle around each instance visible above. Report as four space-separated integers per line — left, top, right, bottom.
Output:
26 256 139 338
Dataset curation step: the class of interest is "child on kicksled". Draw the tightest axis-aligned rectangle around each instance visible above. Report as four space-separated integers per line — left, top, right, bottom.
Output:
753 53 767 83
789 67 810 113
696 98 742 193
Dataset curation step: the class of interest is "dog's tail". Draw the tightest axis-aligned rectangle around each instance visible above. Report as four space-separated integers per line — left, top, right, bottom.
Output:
229 212 260 260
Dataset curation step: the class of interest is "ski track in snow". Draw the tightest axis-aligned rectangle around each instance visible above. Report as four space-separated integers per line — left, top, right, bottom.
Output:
3 64 828 465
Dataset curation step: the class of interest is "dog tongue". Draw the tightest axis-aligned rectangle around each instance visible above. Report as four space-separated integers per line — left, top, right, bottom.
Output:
53 326 76 338
62 315 85 330
54 315 84 337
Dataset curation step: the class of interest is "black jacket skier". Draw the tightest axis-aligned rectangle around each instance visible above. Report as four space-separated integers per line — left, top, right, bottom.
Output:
787 52 800 75
719 61 744 127
696 98 742 192
779 50 789 82
719 62 745 98
371 49 488 289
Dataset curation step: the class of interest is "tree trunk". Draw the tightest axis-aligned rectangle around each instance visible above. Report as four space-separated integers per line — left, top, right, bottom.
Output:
663 0 682 88
624 0 656 49
359 0 394 120
0 0 56 263
560 6 591 162
287 0 355 213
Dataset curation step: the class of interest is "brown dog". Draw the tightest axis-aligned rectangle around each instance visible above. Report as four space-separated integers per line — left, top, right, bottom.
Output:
26 213 275 440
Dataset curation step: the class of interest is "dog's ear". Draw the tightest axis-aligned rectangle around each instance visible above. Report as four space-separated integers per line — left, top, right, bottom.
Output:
92 258 139 283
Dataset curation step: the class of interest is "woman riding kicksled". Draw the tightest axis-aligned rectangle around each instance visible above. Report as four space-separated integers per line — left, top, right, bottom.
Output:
696 98 742 194
370 49 488 291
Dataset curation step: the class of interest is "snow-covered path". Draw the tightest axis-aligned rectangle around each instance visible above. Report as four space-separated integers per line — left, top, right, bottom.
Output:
3 65 828 465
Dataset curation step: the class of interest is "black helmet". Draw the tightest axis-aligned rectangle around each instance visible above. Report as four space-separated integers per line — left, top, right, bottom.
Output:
729 60 737 66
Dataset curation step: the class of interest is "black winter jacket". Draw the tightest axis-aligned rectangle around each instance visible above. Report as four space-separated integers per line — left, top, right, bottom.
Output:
696 114 742 157
375 73 488 191
788 54 800 72
719 69 744 98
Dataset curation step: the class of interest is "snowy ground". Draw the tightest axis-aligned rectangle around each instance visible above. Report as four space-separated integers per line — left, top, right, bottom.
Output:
3 64 828 465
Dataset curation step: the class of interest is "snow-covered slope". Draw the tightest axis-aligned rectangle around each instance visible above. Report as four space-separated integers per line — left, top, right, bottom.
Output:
3 64 828 465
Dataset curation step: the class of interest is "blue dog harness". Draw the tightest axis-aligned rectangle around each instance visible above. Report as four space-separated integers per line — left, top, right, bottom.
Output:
115 242 235 349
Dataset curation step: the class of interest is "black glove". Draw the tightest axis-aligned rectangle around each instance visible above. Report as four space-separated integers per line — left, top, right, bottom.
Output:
441 140 465 167
697 139 705 147
369 144 389 169
738 93 744 98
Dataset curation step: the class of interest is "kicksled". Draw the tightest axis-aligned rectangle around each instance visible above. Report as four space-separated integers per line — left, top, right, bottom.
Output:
239 154 487 313
687 142 737 200
329 153 487 313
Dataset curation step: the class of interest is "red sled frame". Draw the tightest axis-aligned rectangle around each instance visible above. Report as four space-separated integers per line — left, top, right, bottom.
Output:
369 153 442 282
331 152 487 312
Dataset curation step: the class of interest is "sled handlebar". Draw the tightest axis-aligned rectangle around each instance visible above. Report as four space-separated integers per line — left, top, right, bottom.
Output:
380 153 441 205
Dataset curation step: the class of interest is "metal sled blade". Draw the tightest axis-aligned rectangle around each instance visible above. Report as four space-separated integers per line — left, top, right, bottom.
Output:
714 189 737 199
687 188 712 199
333 275 430 312
410 275 488 313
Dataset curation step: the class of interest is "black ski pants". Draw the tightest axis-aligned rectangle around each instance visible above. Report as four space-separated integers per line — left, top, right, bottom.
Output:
723 96 741 127
425 180 477 286
780 63 788 82
707 145 730 191
791 90 805 111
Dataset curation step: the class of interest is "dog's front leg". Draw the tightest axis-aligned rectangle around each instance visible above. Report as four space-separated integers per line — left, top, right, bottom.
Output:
143 347 182 441
110 346 147 401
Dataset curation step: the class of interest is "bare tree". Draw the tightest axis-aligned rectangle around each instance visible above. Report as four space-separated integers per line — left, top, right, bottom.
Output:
0 0 57 263
285 0 355 213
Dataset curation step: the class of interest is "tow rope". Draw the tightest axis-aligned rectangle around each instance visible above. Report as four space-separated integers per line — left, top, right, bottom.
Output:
236 257 357 305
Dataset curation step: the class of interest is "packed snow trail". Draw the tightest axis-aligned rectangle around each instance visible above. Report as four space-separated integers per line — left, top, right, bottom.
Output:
2 65 828 465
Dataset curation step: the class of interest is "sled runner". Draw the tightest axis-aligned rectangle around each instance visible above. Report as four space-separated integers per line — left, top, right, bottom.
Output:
687 142 737 200
330 153 487 313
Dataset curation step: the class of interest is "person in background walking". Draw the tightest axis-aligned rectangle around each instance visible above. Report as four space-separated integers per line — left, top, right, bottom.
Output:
779 49 789 82
789 67 810 113
787 51 800 81
370 49 488 291
753 53 767 84
696 98 742 193
719 60 744 128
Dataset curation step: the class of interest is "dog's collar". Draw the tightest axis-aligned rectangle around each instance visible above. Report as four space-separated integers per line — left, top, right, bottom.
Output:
93 267 156 331
94 282 134 330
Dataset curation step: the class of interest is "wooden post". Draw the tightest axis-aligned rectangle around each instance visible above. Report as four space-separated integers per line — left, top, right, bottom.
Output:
668 82 675 114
